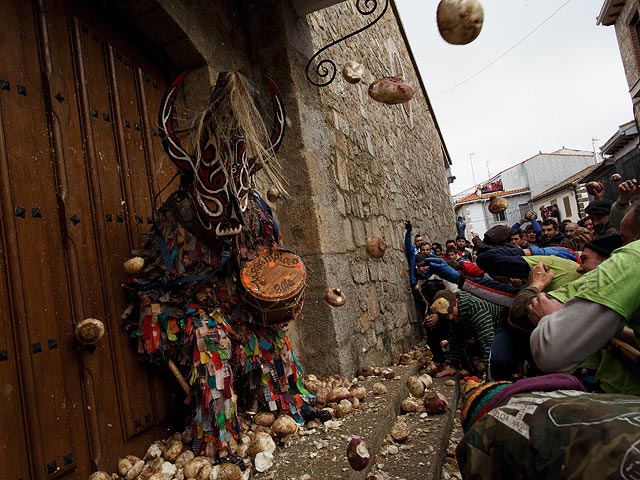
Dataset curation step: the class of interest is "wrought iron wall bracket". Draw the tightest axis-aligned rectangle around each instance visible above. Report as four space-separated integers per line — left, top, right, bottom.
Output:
305 0 389 87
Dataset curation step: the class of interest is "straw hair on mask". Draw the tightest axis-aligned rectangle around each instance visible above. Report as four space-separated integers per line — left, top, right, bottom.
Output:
190 71 288 196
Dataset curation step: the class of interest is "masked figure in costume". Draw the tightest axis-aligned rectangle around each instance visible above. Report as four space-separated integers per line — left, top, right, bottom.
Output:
124 71 317 463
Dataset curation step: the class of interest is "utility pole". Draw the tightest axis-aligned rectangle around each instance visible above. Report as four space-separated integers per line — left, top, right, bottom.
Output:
469 153 476 184
486 160 491 178
591 137 601 164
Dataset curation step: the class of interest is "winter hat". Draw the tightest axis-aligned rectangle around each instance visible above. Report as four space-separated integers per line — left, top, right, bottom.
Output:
518 221 532 231
459 377 511 432
583 233 622 258
508 287 540 333
415 253 430 280
482 225 511 246
584 199 614 216
430 290 457 315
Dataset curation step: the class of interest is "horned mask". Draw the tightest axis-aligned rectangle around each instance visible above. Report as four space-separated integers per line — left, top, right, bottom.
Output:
159 71 286 240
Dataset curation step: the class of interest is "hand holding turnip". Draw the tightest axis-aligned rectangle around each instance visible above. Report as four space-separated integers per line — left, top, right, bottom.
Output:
618 178 638 205
586 181 604 199
424 313 439 328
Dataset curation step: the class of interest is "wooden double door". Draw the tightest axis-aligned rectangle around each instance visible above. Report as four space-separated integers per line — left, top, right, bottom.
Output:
0 0 182 477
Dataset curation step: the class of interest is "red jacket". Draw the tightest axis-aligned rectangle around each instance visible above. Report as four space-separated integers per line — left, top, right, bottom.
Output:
460 261 484 278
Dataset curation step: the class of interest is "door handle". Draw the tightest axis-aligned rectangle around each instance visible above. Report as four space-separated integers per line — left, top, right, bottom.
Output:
74 318 105 345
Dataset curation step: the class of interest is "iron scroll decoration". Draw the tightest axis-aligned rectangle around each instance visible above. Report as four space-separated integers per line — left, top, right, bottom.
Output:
305 0 389 87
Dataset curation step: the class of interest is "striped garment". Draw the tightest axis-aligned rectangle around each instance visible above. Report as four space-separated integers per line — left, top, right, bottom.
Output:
448 291 505 368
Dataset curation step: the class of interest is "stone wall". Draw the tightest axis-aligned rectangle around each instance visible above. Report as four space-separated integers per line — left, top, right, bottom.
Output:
611 1 640 127
265 1 455 376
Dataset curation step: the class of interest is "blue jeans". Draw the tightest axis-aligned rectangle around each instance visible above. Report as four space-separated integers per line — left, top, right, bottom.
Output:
489 325 533 381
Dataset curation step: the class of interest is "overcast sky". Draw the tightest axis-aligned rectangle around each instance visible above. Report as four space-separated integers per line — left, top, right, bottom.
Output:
394 0 633 195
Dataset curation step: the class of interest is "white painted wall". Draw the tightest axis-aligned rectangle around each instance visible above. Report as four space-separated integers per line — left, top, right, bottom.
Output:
456 192 531 239
495 163 528 191
524 152 595 197
532 189 581 223
459 202 488 239
454 151 596 238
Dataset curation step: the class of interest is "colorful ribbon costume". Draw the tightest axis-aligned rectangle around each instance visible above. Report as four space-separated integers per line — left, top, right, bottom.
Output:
124 71 312 462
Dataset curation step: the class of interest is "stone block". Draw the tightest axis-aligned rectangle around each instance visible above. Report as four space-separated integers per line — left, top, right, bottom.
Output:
365 285 380 321
334 150 350 191
358 313 372 334
367 263 379 282
342 218 355 250
351 262 368 284
350 218 366 247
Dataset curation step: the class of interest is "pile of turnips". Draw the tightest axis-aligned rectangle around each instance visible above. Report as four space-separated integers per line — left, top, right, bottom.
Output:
303 368 393 417
86 346 439 479
86 433 248 480
85 365 400 479
404 374 449 415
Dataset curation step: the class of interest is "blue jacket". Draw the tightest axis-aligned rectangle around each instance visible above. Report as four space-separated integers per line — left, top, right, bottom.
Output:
404 229 418 286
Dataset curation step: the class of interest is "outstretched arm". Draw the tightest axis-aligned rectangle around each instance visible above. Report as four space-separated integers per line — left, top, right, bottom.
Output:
529 297 625 373
404 221 417 286
422 257 520 307
404 221 413 259
610 178 637 229
476 247 531 279
461 276 519 307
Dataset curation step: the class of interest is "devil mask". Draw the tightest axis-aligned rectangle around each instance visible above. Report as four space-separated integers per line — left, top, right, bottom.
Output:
159 71 285 240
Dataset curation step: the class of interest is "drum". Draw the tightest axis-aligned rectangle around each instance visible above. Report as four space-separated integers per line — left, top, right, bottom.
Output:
240 248 306 325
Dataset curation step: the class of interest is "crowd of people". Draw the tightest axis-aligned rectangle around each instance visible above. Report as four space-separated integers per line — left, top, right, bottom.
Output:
403 178 639 394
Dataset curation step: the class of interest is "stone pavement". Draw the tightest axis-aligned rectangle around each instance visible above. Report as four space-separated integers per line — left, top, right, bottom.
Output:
255 362 460 480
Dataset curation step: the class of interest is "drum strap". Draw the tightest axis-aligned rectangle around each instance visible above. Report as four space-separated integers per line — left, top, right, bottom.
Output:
147 227 231 289
256 194 280 243
154 224 175 273
268 361 281 393
217 238 232 275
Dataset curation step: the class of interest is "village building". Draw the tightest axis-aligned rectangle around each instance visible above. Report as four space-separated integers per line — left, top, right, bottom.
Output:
582 120 640 200
453 148 596 238
598 0 640 130
529 163 597 222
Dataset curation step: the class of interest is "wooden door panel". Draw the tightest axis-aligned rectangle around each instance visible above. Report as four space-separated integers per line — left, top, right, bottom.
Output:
40 4 127 470
0 1 89 477
1 0 182 472
76 19 160 441
42 4 167 465
0 135 30 480
110 48 153 242
49 2 178 462
65 0 180 453
108 47 182 429
141 70 182 208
